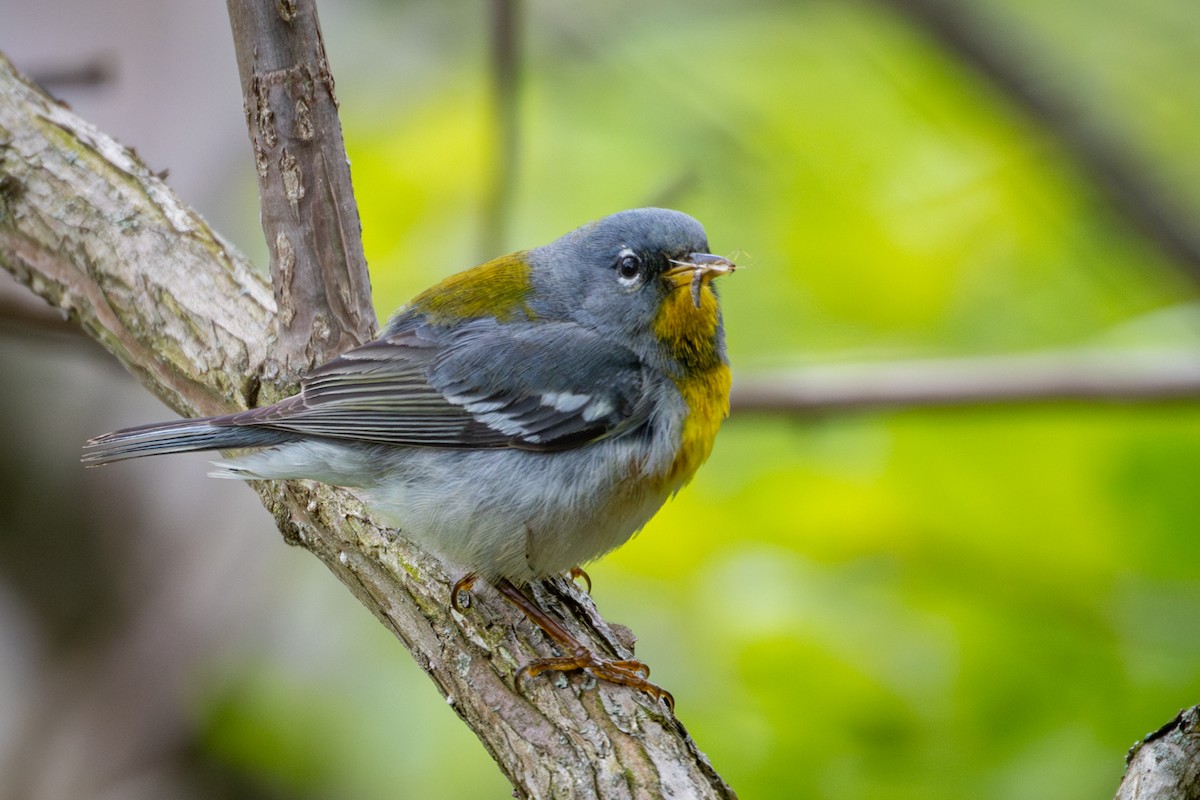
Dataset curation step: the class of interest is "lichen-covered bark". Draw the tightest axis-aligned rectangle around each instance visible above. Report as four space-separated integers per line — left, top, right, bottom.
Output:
0 64 273 418
0 53 736 800
1116 707 1200 800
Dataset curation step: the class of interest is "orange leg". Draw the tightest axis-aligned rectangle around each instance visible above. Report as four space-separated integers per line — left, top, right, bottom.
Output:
494 578 674 711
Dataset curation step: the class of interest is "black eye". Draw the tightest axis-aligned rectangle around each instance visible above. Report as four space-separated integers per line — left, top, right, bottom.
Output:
617 253 642 280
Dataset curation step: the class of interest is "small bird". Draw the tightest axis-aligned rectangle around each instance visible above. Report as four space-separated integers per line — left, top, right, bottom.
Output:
84 207 735 707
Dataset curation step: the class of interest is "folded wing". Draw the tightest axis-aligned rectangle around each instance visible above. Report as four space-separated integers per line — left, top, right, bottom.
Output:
232 317 650 451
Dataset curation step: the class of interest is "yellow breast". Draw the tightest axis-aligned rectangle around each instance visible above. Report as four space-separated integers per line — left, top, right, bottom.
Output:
651 280 731 491
662 363 731 490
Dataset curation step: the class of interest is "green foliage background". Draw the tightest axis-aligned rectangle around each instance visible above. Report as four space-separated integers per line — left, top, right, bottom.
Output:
201 1 1200 797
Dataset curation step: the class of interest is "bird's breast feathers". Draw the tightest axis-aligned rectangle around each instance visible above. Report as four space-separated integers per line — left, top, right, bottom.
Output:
651 280 730 491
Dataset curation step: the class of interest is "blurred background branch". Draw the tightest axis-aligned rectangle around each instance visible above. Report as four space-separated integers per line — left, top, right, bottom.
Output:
732 347 1200 414
877 0 1200 284
481 0 521 256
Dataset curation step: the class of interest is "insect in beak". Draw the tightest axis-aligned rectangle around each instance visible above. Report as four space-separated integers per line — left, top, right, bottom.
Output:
667 253 737 308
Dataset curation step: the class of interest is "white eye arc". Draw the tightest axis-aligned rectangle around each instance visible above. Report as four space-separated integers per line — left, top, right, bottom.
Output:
615 247 642 286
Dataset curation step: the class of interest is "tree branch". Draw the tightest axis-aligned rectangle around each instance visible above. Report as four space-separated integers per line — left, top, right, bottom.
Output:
0 52 735 799
876 0 1200 284
731 347 1200 415
1116 706 1200 800
481 0 521 258
226 0 376 375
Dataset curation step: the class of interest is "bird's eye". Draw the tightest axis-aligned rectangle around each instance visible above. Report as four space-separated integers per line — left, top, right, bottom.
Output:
616 251 642 284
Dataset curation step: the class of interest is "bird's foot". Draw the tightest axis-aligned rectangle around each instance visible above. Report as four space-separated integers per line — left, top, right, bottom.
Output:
494 578 674 711
517 650 673 711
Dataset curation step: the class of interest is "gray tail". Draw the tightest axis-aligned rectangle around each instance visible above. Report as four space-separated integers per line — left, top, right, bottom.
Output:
82 416 296 465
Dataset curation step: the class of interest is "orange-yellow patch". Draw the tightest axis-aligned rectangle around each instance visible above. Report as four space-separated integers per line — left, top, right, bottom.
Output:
652 277 722 369
652 280 730 489
662 363 731 489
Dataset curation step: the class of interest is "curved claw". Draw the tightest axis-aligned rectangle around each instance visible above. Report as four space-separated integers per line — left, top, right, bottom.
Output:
517 653 674 712
451 573 477 612
609 658 650 679
569 566 592 594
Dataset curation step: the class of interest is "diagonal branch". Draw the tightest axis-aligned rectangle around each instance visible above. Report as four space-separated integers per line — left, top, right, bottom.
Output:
876 0 1200 285
1116 706 1200 800
0 52 734 799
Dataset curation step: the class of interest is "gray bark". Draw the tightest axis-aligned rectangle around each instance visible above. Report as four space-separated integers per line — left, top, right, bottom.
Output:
1116 707 1200 800
226 0 376 377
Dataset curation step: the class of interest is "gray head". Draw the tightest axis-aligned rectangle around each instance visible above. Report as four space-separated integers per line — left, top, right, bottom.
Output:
528 208 734 345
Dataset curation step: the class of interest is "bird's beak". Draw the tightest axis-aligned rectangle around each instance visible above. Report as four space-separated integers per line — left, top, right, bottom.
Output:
666 253 737 308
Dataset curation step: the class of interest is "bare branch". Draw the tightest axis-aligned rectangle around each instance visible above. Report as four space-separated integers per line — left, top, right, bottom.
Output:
1116 706 1200 800
0 53 736 800
732 348 1200 415
876 0 1200 284
226 0 376 374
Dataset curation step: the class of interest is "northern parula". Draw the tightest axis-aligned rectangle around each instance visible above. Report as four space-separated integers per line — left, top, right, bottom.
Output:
84 207 735 706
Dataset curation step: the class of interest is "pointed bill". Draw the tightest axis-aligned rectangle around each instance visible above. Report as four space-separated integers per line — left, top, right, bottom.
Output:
666 253 737 308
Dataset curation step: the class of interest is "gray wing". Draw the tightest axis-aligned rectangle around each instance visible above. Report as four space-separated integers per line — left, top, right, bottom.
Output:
232 318 651 451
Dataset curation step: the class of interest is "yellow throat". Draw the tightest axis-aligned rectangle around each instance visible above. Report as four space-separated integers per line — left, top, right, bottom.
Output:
653 275 731 490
